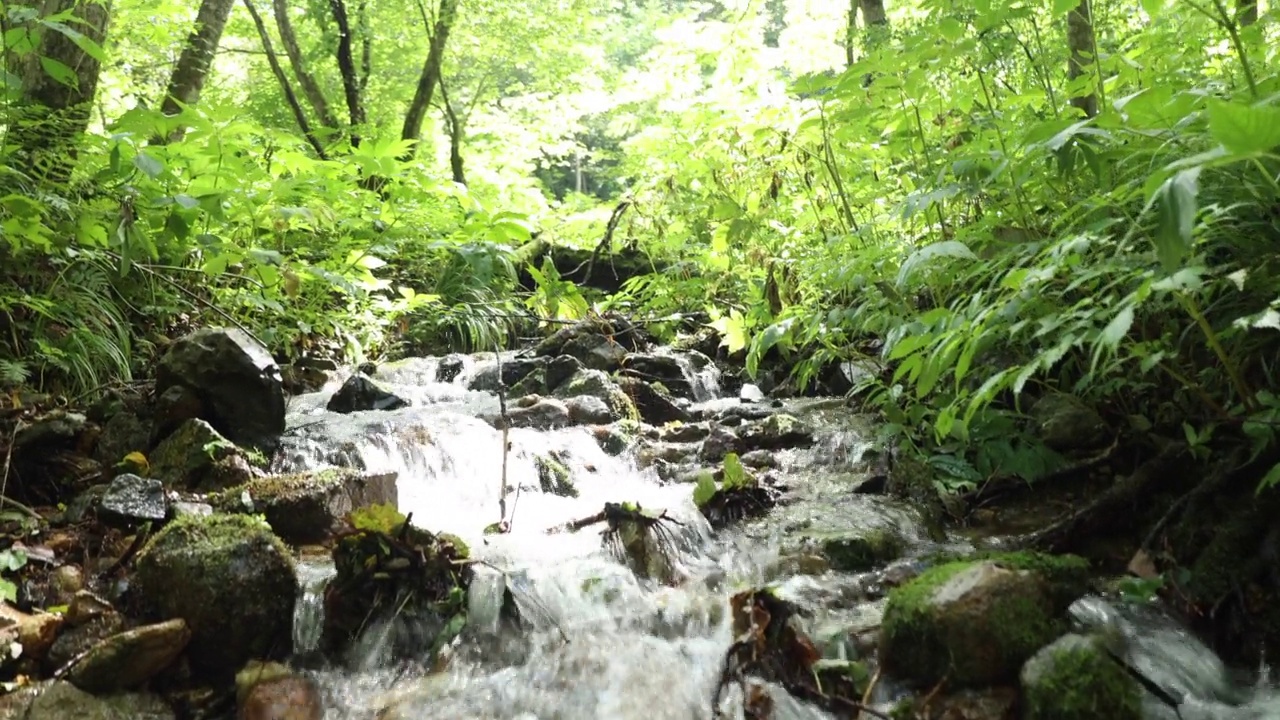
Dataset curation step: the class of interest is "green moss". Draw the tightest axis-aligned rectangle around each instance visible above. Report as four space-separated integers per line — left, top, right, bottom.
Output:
211 468 348 509
351 503 408 534
818 529 905 572
1021 634 1142 720
881 557 1064 687
535 454 577 497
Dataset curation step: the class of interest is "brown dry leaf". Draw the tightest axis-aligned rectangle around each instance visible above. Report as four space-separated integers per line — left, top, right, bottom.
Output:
1127 549 1158 579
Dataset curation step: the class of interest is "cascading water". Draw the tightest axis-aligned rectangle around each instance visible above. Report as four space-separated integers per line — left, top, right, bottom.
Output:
271 350 1280 719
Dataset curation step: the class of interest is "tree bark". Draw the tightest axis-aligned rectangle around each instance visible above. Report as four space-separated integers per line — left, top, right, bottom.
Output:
159 0 237 117
439 78 465 185
1067 0 1098 118
328 0 366 146
271 0 338 130
856 0 887 86
400 0 459 156
844 0 856 68
7 0 112 186
242 0 329 159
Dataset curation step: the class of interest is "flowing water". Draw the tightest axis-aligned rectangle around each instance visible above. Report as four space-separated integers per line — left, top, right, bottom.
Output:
271 351 1280 720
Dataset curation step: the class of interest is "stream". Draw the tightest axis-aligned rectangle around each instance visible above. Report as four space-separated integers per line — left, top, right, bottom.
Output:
267 350 1280 719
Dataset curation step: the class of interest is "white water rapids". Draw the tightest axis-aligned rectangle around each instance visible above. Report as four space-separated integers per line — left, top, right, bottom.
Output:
270 351 1280 720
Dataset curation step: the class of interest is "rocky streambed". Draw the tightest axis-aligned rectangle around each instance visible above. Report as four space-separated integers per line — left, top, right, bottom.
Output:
1 319 1278 719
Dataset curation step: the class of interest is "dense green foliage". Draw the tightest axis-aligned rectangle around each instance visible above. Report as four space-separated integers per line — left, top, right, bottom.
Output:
3 0 1279 492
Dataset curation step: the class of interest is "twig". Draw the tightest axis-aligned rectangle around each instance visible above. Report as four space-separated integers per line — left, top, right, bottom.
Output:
494 344 511 532
580 200 632 287
0 421 42 520
857 665 882 720
97 522 152 580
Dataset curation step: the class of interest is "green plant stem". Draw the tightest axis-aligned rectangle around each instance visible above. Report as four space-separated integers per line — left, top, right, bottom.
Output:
1177 293 1256 412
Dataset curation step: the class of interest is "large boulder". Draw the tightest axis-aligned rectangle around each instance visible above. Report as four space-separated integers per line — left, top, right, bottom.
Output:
132 514 298 680
616 376 690 425
1032 393 1109 452
619 353 694 398
880 553 1089 688
155 328 286 450
553 369 636 422
213 468 398 545
1020 633 1142 720
148 419 253 491
66 619 191 693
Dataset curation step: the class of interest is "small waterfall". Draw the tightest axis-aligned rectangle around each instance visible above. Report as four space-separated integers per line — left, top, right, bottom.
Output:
293 560 335 656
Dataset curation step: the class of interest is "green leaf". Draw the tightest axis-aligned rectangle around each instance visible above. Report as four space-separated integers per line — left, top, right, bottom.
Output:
1140 0 1164 15
39 56 77 88
1099 305 1134 350
1152 168 1200 273
1207 100 1280 155
133 152 164 179
722 453 747 489
1052 0 1080 14
692 471 717 507
1256 462 1280 494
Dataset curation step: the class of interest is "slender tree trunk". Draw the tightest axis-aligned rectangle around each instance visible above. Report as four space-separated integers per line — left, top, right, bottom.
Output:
271 0 338 130
857 0 887 86
1066 0 1098 118
844 0 856 67
439 79 465 185
242 0 329 158
7 0 112 186
400 0 459 156
328 0 366 146
357 0 372 93
159 0 237 117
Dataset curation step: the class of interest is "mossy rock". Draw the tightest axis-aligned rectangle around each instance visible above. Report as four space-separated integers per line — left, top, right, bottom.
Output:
880 552 1086 688
133 514 298 680
816 529 906 572
535 454 577 497
211 468 399 545
1020 633 1141 720
554 369 638 422
149 418 249 491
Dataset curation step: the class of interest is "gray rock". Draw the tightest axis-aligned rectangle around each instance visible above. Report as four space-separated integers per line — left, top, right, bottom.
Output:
467 357 546 392
98 474 167 527
1020 633 1141 720
739 449 778 469
436 354 467 383
554 369 636 421
213 468 398 545
620 353 693 398
738 384 765 402
1032 393 1109 452
155 328 286 450
617 376 690 425
699 425 741 462
25 681 174 720
544 354 584 392
561 334 627 371
325 374 409 414
92 411 151 466
498 397 571 430
133 514 298 679
280 364 329 395
566 396 613 425
740 413 814 451
535 454 577 497
659 422 710 443
150 384 205 445
67 619 191 693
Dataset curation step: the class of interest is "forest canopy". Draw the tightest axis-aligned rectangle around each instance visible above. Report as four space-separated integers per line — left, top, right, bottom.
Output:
2 0 1280 492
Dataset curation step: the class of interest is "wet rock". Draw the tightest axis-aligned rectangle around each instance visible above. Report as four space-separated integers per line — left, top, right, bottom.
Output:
739 449 777 469
565 395 613 425
170 500 214 519
236 661 323 720
562 334 627 371
813 528 906 572
436 354 466 383
604 503 680 584
326 374 409 414
658 421 709 443
740 413 814 451
323 507 469 661
880 553 1089 687
47 603 124 672
636 440 698 470
1032 393 1109 452
213 469 399 545
699 425 741 462
149 419 252 491
497 397 571 430
133 514 298 679
1020 633 1140 720
280 364 329 395
739 383 765 402
616 376 690 424
0 685 39 719
0 604 61 661
553 369 636 421
25 681 175 720
535 454 577 497
98 474 167 527
48 565 86 606
93 410 151 466
544 354 584 392
533 315 649 359
591 422 637 456
926 688 1018 720
509 367 548 396
709 403 774 425
150 384 205 445
67 619 191 693
467 357 545 393
620 353 692 398
155 328 286 450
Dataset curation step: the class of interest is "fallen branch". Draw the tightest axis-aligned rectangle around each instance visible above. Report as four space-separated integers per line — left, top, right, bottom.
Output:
580 199 632 288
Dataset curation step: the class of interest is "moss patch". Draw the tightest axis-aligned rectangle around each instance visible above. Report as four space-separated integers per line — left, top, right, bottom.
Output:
817 529 905 572
535 454 577 497
880 556 1067 687
1021 633 1141 720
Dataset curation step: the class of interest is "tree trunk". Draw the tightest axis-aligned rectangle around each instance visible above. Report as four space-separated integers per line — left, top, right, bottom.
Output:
857 0 887 86
328 0 367 146
271 0 339 130
159 0 237 117
1066 0 1098 118
7 0 112 186
844 0 856 68
440 79 466 185
400 0 459 156
242 0 329 158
